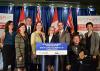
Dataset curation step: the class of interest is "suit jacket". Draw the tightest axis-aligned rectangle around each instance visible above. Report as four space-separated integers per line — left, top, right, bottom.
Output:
45 34 59 66
31 31 45 63
84 31 99 56
57 30 70 45
15 33 30 67
68 44 86 64
26 25 33 62
31 31 45 54
26 25 34 37
45 34 59 43
56 30 70 71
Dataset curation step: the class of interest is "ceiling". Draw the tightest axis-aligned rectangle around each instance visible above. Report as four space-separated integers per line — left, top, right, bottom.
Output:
0 0 100 14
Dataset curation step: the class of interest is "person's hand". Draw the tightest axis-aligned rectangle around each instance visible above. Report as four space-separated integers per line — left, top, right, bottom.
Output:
66 65 71 70
19 57 23 61
79 51 85 59
32 54 37 58
0 43 3 48
93 56 96 59
42 33 45 36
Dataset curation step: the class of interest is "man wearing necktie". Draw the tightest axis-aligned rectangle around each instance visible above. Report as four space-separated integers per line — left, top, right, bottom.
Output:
27 26 31 34
56 22 70 71
25 17 33 35
25 17 33 71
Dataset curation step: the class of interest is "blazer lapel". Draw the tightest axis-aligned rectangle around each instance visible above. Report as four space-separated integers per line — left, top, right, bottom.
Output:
50 35 55 42
60 31 65 38
90 32 95 54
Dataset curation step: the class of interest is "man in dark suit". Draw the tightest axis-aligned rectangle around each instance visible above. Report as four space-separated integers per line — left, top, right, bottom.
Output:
56 22 70 71
25 17 33 35
25 17 33 71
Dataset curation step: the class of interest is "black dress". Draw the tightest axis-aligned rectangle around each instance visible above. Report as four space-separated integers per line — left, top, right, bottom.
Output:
2 32 16 71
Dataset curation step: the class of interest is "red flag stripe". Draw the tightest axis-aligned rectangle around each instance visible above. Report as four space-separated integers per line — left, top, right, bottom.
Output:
67 8 74 33
35 6 41 23
52 8 58 22
51 8 59 32
19 7 25 22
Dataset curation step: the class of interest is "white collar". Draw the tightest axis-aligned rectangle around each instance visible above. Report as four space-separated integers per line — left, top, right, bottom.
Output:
60 29 64 33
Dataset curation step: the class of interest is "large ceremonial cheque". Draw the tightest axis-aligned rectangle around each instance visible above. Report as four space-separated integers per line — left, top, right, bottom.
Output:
77 16 100 35
36 43 68 55
0 13 13 37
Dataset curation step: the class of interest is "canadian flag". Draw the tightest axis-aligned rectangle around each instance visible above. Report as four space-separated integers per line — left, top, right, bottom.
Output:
19 7 25 25
51 8 59 32
67 8 74 33
35 6 41 23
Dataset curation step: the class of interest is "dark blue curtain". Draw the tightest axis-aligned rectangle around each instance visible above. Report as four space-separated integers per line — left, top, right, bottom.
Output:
0 6 96 34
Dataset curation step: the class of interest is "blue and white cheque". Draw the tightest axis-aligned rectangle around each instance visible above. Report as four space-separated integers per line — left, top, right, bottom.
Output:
36 43 68 55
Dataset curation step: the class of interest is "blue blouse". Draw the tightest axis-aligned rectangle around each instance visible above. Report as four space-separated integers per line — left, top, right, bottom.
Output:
4 32 16 46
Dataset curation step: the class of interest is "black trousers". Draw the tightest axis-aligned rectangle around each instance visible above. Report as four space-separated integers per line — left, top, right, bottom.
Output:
79 64 91 71
30 63 41 71
58 56 64 71
96 69 100 71
26 65 30 71
90 59 97 71
45 55 55 71
59 55 69 71
2 45 15 71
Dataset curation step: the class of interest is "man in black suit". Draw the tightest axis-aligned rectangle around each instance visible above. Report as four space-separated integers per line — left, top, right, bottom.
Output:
25 17 33 71
25 17 33 35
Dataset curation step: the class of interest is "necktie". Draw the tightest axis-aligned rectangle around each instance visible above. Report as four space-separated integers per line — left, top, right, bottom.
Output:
59 31 62 37
27 27 30 34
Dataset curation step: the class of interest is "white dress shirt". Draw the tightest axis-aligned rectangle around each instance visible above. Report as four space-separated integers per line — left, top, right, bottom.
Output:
49 34 53 43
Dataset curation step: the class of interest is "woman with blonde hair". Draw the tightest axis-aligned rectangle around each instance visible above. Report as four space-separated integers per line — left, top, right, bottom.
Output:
45 26 59 71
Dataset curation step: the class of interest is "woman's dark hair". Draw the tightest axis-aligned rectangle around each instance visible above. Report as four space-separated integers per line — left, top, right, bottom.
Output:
5 20 13 32
71 32 85 46
72 32 80 39
17 23 27 33
86 22 93 28
70 32 81 45
33 21 44 32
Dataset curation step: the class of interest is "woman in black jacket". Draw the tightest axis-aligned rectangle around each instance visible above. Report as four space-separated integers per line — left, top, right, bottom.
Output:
45 26 59 71
68 33 89 71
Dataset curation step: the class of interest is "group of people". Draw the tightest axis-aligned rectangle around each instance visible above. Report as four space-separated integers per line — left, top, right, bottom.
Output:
0 17 100 71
